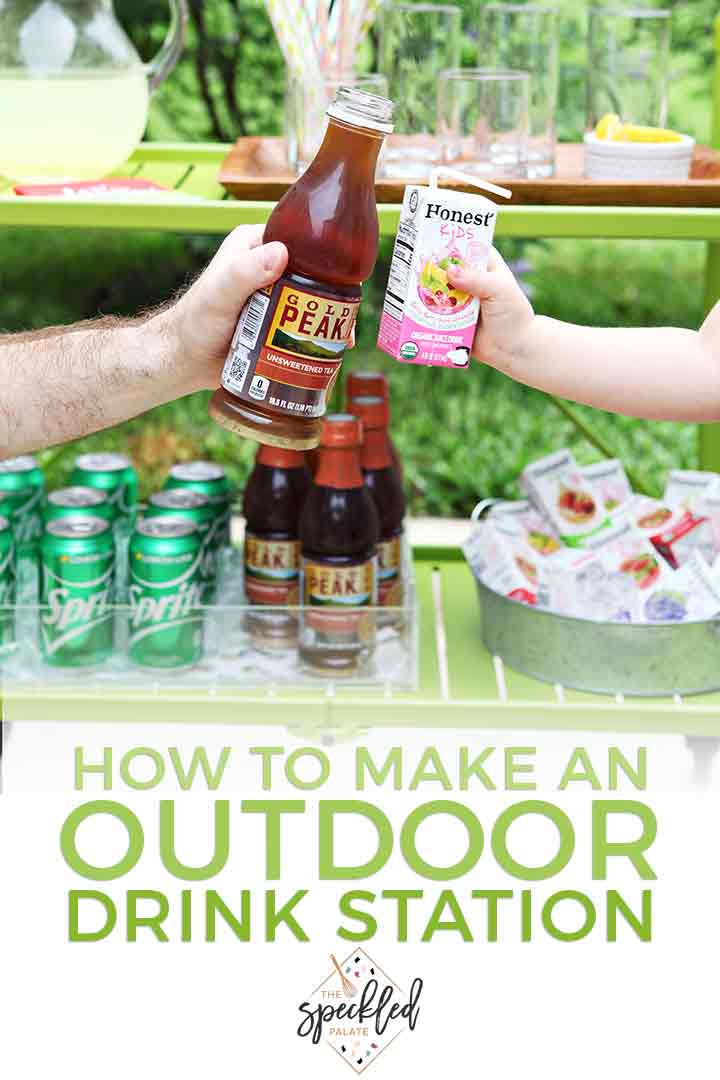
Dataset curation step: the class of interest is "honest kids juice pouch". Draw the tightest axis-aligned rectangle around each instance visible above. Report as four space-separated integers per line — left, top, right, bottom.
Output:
663 469 718 509
580 459 632 513
378 170 511 368
521 449 611 547
462 518 542 606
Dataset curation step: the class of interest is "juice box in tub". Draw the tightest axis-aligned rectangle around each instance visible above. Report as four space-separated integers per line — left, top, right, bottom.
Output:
580 459 633 513
625 494 713 568
639 551 720 623
538 516 669 621
625 495 674 537
697 478 720 551
521 449 611 547
488 499 562 557
463 516 543 606
663 469 717 509
648 507 714 569
378 172 511 369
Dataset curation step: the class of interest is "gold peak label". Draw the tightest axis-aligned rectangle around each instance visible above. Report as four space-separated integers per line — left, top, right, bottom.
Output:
222 274 363 416
245 535 301 606
269 286 359 355
378 536 403 606
303 558 376 606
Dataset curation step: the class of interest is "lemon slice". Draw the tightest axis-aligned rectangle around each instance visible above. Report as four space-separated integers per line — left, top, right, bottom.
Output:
594 113 622 139
612 124 684 143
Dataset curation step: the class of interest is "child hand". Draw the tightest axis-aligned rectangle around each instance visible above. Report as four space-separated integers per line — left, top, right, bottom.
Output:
447 248 535 375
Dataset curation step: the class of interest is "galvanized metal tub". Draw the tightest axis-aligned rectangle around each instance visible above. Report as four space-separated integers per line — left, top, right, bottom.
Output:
474 577 720 697
469 500 720 697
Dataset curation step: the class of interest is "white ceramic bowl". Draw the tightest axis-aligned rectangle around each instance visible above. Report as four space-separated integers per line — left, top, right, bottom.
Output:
583 131 695 181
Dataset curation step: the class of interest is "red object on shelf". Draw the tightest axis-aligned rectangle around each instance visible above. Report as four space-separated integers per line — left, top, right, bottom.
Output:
13 178 170 197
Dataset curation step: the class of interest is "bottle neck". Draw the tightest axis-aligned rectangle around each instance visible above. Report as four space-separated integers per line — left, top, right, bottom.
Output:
312 118 384 183
315 445 363 490
257 445 306 470
360 428 393 472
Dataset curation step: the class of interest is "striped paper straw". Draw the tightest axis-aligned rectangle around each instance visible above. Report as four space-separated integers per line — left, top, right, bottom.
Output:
266 0 321 78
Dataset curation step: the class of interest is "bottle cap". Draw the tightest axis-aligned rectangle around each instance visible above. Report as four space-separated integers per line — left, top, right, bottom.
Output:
327 88 394 134
346 370 389 404
257 445 307 469
350 395 389 431
320 414 364 448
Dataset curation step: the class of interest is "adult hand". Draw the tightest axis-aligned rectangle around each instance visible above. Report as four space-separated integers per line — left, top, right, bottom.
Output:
168 225 288 393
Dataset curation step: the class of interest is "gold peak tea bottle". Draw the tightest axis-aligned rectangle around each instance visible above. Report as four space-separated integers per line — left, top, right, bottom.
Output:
351 394 406 611
299 414 380 674
210 87 394 451
345 368 403 482
243 445 310 650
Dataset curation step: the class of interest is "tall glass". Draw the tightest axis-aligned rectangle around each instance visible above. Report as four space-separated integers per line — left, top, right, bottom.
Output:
286 73 388 174
379 2 461 179
478 4 559 178
586 7 671 130
438 68 530 177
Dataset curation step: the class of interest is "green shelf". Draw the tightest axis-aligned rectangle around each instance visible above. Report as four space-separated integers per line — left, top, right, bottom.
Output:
4 550 720 736
2 142 720 241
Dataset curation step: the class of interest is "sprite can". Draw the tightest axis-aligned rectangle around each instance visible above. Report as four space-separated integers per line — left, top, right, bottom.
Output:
0 456 44 556
44 486 115 527
39 516 115 667
128 518 204 670
70 453 138 528
0 516 16 659
164 462 232 547
145 490 219 599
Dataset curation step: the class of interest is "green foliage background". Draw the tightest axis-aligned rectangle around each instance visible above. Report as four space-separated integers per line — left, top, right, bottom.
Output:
1 0 717 515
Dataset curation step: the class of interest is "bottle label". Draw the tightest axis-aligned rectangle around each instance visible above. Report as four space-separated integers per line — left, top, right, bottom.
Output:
302 558 376 605
244 534 301 605
301 557 377 634
378 536 404 606
221 276 360 418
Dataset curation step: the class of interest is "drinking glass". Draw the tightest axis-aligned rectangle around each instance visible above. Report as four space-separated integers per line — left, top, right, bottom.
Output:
378 2 461 179
478 4 559 178
438 69 530 177
586 7 671 130
286 73 388 175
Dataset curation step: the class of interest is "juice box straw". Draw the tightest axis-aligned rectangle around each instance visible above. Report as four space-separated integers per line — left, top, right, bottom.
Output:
428 166 513 201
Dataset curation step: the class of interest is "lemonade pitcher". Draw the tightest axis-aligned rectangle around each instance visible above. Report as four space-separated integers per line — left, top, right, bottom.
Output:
0 0 188 182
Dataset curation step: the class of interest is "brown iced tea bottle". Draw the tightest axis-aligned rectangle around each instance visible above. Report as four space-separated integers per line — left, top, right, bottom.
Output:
352 395 406 609
346 369 403 481
299 414 380 674
243 444 310 649
210 88 394 451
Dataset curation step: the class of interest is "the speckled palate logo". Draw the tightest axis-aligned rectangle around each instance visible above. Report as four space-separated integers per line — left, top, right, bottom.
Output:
296 949 423 1074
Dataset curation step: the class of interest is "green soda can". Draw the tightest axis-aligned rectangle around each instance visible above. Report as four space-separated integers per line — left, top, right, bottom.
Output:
0 456 45 556
0 515 16 659
145 490 219 599
44 486 115 527
39 516 115 668
164 462 232 547
70 453 138 528
128 518 204 670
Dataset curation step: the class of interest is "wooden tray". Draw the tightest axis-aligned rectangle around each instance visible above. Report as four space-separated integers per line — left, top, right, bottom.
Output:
219 139 720 207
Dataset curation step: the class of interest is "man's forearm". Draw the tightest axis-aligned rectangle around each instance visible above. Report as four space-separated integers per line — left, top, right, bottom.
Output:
0 311 195 457
504 316 718 422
